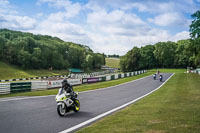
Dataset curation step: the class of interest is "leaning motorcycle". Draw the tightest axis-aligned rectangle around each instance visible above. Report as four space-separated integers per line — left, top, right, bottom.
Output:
159 75 163 82
55 88 80 116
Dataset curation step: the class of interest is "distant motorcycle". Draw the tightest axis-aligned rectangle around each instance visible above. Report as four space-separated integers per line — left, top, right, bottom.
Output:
159 75 163 82
153 74 156 80
55 88 80 116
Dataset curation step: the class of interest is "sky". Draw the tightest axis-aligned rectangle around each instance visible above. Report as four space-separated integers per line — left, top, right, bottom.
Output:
0 0 200 55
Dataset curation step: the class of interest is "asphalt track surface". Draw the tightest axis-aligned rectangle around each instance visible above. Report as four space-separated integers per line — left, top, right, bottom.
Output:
0 73 173 133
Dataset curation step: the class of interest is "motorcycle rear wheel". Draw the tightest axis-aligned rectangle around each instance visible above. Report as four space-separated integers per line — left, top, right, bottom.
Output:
73 99 80 112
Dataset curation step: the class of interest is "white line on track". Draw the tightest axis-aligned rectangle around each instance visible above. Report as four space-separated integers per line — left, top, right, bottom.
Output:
0 74 152 102
59 73 175 133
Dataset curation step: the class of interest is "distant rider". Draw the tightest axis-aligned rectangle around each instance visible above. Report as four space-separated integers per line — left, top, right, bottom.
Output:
153 73 156 80
157 69 160 75
159 74 163 82
62 79 76 101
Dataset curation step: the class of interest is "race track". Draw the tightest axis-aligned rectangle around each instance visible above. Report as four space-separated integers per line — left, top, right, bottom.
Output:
0 73 173 133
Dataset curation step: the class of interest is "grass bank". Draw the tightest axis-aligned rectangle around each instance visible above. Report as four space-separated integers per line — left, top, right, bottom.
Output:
105 58 120 68
0 71 153 98
150 68 186 73
77 71 200 133
0 62 68 80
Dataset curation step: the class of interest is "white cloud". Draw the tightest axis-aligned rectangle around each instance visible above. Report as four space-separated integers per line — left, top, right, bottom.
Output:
0 14 36 29
37 0 81 18
86 28 172 55
0 0 10 13
122 3 147 12
121 0 198 14
0 0 17 14
36 13 43 18
85 9 175 55
85 0 198 15
148 12 190 27
0 1 36 30
28 18 92 46
87 10 147 35
171 31 190 41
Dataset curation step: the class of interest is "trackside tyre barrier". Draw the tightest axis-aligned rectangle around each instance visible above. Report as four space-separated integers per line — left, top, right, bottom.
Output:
48 78 82 88
106 75 111 81
126 73 129 77
0 83 10 94
129 72 131 76
111 75 115 80
115 74 118 79
0 75 68 82
0 70 146 94
82 70 147 84
100 77 106 82
124 73 127 77
121 73 124 78
135 72 137 75
32 81 48 91
10 82 31 93
118 74 121 78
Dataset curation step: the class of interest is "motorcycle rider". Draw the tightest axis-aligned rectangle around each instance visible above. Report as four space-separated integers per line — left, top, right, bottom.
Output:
153 73 156 80
159 74 163 82
62 79 76 102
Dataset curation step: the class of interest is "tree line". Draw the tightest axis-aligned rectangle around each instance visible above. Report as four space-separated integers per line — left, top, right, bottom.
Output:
0 29 105 70
120 39 200 72
120 10 200 72
107 54 120 58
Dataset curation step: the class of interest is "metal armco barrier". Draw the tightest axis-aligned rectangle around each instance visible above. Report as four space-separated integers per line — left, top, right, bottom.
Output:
0 83 10 94
10 82 31 93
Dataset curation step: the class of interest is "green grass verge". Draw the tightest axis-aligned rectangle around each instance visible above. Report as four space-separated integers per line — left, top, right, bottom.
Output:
105 58 120 68
0 72 154 98
150 68 186 73
77 72 200 133
0 62 68 80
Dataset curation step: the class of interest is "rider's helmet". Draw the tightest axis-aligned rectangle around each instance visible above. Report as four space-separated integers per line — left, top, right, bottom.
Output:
62 79 68 88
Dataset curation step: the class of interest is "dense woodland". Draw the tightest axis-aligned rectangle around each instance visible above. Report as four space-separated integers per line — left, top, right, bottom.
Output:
120 10 200 72
120 39 200 72
0 29 105 70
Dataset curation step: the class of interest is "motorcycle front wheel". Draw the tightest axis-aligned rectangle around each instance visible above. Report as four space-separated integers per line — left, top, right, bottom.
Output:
73 99 80 112
57 104 66 116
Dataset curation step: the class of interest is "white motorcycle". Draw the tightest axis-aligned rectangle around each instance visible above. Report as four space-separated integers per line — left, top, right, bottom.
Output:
55 88 80 116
